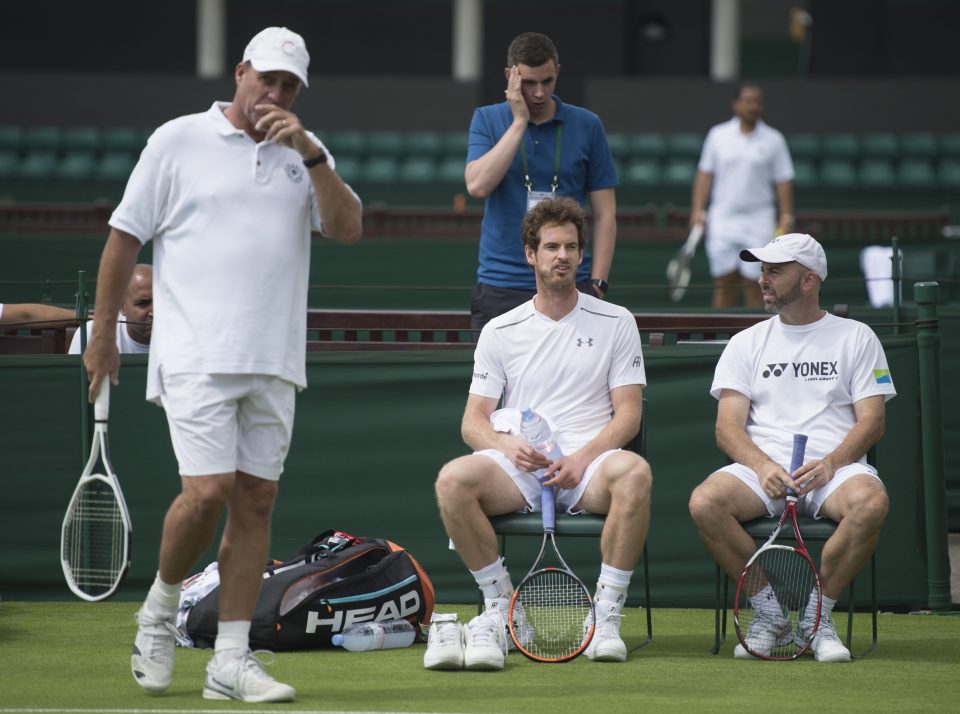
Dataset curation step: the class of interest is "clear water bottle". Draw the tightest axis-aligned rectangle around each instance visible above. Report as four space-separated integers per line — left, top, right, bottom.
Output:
330 619 417 651
520 406 563 480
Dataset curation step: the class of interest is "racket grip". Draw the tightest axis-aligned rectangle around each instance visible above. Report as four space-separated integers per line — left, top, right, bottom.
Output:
94 380 110 422
790 434 808 473
540 484 556 532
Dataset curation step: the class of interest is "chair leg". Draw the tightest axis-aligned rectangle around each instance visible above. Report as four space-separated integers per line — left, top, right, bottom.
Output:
710 564 727 654
852 553 879 659
629 543 653 651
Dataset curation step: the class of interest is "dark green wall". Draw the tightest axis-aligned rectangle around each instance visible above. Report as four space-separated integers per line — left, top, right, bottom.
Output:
0 338 931 610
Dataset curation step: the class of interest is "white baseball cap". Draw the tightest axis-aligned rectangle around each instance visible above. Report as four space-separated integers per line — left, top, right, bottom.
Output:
242 27 310 87
740 233 828 281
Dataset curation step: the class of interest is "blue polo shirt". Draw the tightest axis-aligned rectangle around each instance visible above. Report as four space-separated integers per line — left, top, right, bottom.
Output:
467 97 618 290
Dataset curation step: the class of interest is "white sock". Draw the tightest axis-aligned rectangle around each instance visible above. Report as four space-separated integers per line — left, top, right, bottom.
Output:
215 620 251 658
804 589 836 622
470 557 513 603
750 584 783 620
596 563 632 610
145 573 180 616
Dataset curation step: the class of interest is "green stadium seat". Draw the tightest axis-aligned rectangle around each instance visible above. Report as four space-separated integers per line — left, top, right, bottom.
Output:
404 131 442 158
361 156 399 183
938 133 960 158
23 126 62 151
327 131 367 159
442 131 469 159
0 125 22 151
333 156 361 184
63 127 101 152
366 131 404 158
623 159 662 187
437 156 466 184
860 132 898 159
821 133 860 159
818 158 857 190
662 158 696 187
57 151 97 181
858 159 896 190
398 157 437 183
666 133 701 160
792 159 818 189
17 150 58 180
0 150 18 179
627 132 668 160
101 126 145 153
897 159 937 190
938 159 960 189
787 133 820 160
95 151 135 181
899 132 937 159
605 132 628 161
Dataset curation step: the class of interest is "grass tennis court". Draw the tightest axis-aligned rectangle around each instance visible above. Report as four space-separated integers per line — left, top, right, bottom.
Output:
2 602 958 713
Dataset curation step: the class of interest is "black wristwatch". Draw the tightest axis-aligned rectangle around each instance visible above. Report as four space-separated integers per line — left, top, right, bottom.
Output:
591 278 609 294
303 149 327 168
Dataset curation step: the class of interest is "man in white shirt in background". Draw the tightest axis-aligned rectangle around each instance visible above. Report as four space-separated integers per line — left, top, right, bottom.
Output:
690 84 795 309
68 263 152 355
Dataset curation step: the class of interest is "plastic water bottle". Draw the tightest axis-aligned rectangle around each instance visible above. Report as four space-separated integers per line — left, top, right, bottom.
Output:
520 406 563 480
330 620 417 651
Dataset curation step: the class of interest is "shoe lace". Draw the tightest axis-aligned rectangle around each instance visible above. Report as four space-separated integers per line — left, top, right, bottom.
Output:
815 614 841 641
470 609 504 646
135 610 179 657
432 622 462 647
239 650 278 682
593 606 624 639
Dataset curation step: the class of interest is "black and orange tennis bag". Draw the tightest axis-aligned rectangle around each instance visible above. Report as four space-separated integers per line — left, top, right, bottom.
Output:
181 530 435 650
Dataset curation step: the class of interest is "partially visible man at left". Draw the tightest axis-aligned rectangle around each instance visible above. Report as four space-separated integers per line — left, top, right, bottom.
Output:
68 263 152 355
82 26 362 703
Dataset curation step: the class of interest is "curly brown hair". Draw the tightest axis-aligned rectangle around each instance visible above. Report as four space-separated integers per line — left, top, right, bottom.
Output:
520 197 585 253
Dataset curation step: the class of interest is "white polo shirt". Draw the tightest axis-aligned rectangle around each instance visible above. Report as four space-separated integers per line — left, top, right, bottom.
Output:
110 102 330 402
698 117 794 242
469 292 646 452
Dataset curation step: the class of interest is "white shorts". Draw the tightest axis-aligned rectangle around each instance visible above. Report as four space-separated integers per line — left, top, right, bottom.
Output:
719 461 882 519
705 215 776 278
474 448 619 514
158 372 296 480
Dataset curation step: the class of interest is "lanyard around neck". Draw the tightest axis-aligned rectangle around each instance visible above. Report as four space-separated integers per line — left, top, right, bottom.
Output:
520 122 563 194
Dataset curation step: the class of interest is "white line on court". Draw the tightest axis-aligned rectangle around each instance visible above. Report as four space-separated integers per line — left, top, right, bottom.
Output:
0 710 466 714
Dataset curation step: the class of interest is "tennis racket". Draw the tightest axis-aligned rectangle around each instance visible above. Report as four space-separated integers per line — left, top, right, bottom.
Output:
665 223 704 303
61 381 132 601
508 482 595 663
733 434 822 660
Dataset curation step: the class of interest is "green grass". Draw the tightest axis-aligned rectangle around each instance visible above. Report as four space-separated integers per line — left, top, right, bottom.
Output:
1 602 959 713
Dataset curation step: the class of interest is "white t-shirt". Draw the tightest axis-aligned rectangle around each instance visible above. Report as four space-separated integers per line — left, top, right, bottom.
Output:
469 293 646 453
109 102 335 402
698 117 794 242
711 312 896 467
67 318 150 355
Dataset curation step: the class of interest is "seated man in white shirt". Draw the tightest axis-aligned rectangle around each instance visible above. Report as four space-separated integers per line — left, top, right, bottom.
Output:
69 264 152 354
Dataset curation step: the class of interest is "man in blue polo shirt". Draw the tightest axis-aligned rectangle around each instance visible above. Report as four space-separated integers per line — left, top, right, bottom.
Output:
465 32 619 329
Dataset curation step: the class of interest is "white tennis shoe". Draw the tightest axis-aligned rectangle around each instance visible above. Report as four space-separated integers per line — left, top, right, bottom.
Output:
464 607 508 671
423 617 466 670
131 606 178 693
796 613 851 662
584 600 627 662
733 614 793 659
202 650 295 702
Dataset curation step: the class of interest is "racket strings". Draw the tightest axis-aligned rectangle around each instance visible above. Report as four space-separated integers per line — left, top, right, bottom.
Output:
514 569 593 661
736 548 819 659
63 480 126 593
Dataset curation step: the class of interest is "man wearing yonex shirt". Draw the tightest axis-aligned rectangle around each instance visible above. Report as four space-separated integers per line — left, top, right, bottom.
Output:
82 27 362 703
689 233 895 663
430 198 651 671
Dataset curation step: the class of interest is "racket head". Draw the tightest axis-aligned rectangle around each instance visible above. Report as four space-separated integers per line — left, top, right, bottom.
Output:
733 543 821 660
509 566 595 663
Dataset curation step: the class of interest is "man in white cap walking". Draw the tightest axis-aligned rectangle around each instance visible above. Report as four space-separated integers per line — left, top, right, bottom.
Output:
83 26 362 702
688 233 895 662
